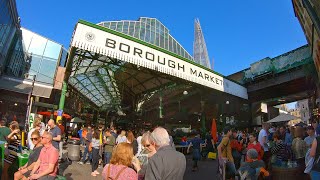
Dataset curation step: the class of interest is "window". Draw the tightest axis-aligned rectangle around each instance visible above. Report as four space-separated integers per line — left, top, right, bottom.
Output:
28 34 47 55
43 40 61 59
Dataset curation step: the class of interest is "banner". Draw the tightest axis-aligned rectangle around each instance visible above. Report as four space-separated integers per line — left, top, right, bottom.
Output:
71 21 248 99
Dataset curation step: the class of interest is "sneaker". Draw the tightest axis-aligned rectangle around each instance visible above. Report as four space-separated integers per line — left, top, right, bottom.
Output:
91 172 97 177
94 170 100 175
86 161 91 165
78 161 84 165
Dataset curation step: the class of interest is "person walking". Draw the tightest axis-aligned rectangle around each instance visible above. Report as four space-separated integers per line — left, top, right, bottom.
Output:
187 133 203 171
91 129 101 176
78 126 93 164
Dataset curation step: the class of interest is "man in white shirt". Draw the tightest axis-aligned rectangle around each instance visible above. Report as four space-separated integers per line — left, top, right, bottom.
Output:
258 123 270 169
116 130 127 144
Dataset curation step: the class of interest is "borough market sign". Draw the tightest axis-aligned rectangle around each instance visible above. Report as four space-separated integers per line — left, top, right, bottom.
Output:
71 20 248 99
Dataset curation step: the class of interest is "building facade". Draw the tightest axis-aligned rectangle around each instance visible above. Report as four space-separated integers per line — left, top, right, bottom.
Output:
296 99 311 122
292 0 320 78
0 0 20 75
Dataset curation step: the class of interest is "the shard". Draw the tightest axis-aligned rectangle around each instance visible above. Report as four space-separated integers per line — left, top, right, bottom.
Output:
193 18 212 69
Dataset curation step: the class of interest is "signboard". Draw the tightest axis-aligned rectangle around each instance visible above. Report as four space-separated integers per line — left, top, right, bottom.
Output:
29 113 35 131
71 21 248 99
261 103 268 113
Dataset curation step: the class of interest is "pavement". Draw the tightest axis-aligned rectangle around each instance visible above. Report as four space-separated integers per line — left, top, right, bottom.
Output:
59 149 218 180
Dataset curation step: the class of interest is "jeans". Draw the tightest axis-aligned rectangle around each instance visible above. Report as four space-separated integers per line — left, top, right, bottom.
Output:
92 148 99 172
226 161 237 178
104 152 112 165
59 141 63 159
81 146 92 163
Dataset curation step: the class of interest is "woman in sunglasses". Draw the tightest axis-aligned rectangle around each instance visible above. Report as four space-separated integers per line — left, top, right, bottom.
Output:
14 130 43 180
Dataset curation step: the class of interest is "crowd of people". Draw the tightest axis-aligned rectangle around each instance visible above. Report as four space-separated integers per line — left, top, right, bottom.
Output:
216 121 320 180
76 125 186 179
3 113 320 180
0 116 64 180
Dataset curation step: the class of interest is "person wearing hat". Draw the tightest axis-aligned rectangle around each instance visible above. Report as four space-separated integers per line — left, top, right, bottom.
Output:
304 126 316 148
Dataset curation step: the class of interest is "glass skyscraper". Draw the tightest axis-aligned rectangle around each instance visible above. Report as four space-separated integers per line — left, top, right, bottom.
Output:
0 0 20 74
98 17 194 61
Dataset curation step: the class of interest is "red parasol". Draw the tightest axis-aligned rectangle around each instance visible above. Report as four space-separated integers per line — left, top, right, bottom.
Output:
37 111 72 119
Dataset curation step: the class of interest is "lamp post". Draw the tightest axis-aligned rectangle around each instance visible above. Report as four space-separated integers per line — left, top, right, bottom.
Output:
25 75 36 131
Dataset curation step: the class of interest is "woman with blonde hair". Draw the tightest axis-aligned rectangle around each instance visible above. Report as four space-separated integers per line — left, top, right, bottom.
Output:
102 142 138 180
14 130 43 180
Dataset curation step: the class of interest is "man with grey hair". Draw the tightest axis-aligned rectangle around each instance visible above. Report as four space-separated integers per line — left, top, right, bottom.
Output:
144 127 186 180
29 131 59 180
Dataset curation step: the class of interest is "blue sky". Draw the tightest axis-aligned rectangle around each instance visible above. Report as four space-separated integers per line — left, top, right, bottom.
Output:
17 0 306 75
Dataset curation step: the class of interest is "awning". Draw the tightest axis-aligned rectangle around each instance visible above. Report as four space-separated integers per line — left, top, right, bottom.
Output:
0 76 53 98
266 113 299 123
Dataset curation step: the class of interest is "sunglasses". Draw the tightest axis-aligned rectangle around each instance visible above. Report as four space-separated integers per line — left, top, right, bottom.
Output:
144 144 151 148
41 136 48 139
31 137 39 141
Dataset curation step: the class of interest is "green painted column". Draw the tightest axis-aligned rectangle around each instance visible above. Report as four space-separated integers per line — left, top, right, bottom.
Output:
56 81 67 122
200 100 206 136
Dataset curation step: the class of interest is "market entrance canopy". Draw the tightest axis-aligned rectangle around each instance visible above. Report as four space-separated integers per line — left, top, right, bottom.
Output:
66 20 248 109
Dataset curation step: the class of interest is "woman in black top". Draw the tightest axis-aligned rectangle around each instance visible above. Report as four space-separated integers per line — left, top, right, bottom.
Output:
1 121 21 180
14 130 43 180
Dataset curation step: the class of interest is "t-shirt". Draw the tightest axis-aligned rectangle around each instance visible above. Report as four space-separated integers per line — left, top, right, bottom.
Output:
78 129 82 138
57 124 65 135
220 136 233 162
304 135 316 147
38 144 59 177
27 146 43 166
258 129 269 151
0 126 10 142
49 126 61 150
104 135 115 152
247 142 263 160
191 137 203 150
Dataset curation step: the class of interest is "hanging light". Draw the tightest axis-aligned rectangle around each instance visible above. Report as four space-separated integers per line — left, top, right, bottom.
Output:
183 90 188 95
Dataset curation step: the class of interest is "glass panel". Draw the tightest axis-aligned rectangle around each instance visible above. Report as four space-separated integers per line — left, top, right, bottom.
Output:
43 40 61 59
110 22 116 30
21 29 33 52
28 34 47 55
123 22 129 34
134 22 140 39
59 49 67 67
29 54 42 74
160 35 164 48
169 36 173 52
38 57 58 84
116 22 123 32
128 22 135 36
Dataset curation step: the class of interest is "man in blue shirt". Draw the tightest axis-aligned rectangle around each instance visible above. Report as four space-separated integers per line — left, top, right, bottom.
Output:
187 133 204 171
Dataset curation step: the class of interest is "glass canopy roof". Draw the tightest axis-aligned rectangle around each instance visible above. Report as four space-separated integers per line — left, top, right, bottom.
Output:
68 19 196 110
97 17 194 61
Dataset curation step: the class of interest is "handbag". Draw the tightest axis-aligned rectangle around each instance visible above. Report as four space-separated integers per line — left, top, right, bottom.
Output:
88 142 93 152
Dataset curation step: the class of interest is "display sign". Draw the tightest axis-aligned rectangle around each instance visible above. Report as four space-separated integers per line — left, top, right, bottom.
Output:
71 21 248 99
